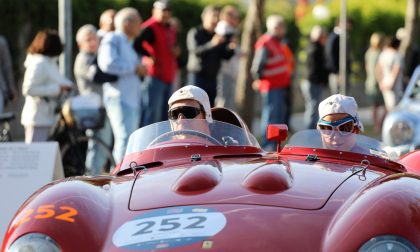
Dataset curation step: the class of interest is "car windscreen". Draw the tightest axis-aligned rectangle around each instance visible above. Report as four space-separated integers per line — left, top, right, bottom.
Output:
125 119 260 155
284 130 395 159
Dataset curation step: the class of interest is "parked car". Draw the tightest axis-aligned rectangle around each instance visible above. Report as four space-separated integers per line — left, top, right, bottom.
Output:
2 108 420 252
382 65 420 155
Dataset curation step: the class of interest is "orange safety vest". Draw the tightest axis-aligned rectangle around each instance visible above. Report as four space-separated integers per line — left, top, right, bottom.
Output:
255 34 291 92
281 43 295 75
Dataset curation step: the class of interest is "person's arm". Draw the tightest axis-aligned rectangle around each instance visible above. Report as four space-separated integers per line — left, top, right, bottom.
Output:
306 43 317 79
332 34 340 73
251 47 268 80
364 50 369 74
187 28 216 56
375 56 386 90
133 27 155 57
74 53 94 82
388 55 403 89
98 34 137 76
221 40 235 60
0 37 16 99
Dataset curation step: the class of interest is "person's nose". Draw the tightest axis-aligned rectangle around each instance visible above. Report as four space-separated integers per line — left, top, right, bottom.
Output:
177 113 186 120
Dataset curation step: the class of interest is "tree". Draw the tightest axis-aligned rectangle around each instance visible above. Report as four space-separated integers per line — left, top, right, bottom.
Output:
235 0 266 126
399 0 419 77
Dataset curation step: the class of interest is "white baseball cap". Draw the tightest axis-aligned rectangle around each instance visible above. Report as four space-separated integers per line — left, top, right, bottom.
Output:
319 94 364 131
168 85 213 123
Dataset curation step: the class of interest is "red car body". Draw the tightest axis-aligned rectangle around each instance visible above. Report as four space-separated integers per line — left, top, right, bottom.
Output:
2 112 420 252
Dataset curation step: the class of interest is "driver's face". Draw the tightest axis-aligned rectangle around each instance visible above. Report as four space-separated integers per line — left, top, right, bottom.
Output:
319 113 357 152
169 100 210 135
169 100 205 120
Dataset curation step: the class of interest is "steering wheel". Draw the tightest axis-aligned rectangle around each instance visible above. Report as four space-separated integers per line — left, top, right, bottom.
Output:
148 130 222 147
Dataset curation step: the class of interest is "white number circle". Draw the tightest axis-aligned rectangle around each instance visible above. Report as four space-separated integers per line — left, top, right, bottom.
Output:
113 206 227 250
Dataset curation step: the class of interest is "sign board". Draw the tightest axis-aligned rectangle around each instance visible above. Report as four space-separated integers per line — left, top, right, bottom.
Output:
0 142 63 245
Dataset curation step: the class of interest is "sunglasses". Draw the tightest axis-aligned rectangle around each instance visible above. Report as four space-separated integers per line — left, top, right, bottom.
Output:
168 106 203 120
317 116 356 136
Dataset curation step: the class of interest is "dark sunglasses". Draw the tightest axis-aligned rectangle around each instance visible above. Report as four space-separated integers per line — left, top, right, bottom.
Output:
317 116 356 136
168 106 202 120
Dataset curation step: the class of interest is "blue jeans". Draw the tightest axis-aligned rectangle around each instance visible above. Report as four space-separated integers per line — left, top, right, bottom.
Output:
85 115 113 175
189 74 217 107
301 80 325 129
216 72 236 110
260 88 287 151
140 77 172 127
105 96 140 164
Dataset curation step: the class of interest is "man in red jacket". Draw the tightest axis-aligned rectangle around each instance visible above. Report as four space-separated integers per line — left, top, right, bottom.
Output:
251 15 291 151
134 0 180 126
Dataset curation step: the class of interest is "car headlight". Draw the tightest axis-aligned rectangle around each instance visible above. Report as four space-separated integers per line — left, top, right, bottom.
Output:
7 233 61 252
359 235 418 252
389 120 413 146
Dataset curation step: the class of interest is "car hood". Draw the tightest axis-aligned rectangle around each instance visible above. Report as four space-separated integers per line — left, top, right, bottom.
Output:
129 158 378 210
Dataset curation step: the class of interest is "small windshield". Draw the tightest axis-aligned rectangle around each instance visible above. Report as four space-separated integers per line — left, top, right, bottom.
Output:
125 119 260 155
284 130 394 159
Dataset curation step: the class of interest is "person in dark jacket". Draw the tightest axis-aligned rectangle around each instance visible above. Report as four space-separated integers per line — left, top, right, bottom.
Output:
186 5 236 106
301 25 329 129
325 19 352 95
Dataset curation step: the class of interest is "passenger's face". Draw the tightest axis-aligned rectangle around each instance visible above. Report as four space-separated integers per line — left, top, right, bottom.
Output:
319 113 357 152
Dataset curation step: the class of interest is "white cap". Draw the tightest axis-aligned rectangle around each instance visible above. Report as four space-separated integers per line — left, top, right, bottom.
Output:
319 94 364 131
168 85 213 123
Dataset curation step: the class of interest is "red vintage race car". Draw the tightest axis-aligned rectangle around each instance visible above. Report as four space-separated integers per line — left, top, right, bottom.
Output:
2 108 420 252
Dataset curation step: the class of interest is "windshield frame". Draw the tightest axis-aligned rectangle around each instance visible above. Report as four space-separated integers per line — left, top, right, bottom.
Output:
281 129 405 172
125 119 261 155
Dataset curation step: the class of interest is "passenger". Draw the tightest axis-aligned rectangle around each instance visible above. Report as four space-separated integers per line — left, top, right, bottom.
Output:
317 94 366 153
167 85 212 136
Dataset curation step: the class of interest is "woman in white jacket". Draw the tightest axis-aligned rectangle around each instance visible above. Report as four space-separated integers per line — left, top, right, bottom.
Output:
21 29 73 143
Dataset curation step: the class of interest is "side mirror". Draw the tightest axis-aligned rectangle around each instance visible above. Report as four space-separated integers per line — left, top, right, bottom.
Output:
266 124 288 152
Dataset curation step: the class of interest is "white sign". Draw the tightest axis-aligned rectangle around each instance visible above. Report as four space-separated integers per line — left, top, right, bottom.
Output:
113 206 227 250
0 142 63 245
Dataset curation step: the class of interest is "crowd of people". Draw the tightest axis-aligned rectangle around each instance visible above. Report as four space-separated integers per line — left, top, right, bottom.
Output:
0 0 417 175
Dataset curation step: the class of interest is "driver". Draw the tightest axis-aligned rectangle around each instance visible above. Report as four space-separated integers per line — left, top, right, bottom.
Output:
167 85 213 138
317 94 366 153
